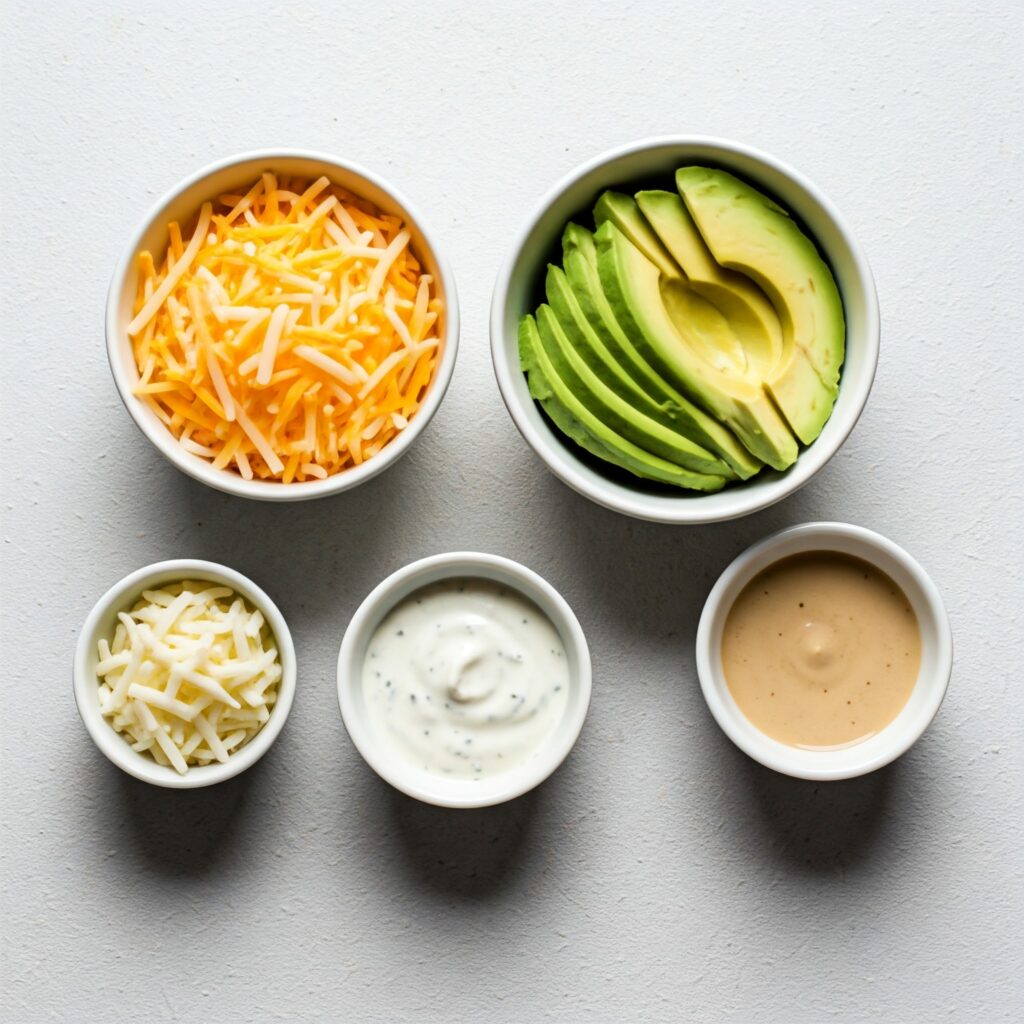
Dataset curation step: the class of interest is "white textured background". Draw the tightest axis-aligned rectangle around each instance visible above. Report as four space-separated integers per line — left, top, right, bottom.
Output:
2 2 1022 1021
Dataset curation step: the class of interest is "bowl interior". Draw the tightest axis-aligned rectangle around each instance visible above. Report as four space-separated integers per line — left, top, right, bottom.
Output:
698 525 951 779
75 561 295 788
109 151 456 500
338 554 591 807
494 138 878 523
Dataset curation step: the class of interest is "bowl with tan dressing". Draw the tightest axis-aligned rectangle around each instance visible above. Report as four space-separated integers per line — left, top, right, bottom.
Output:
695 522 952 780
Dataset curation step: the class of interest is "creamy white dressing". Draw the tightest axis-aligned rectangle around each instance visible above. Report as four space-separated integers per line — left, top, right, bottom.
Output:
362 578 570 779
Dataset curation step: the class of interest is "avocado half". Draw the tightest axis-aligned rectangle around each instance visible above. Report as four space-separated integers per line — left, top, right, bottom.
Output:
634 189 783 380
596 221 798 471
676 167 845 444
558 230 761 480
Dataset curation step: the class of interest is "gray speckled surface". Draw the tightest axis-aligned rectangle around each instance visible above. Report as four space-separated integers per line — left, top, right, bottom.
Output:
2 2 1022 1021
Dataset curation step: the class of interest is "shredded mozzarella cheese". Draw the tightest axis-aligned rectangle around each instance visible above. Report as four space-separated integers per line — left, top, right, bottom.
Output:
96 581 282 774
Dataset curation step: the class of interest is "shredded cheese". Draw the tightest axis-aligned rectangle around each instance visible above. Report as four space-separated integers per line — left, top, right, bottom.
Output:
128 175 443 482
95 581 282 774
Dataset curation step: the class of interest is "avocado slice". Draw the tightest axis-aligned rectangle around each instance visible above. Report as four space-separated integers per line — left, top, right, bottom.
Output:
635 190 783 378
544 264 686 436
596 221 799 471
560 235 762 480
562 222 598 265
594 191 681 280
676 167 844 444
518 315 726 492
535 304 731 477
598 192 753 377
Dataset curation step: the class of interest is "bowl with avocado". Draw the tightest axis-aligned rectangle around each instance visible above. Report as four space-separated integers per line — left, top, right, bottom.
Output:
490 137 879 524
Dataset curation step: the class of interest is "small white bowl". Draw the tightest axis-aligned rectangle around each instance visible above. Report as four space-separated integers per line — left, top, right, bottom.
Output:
107 149 459 501
73 559 297 788
490 136 880 524
337 552 592 808
695 522 952 780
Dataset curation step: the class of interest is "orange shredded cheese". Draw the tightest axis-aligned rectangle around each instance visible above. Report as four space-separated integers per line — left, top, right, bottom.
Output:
129 174 443 482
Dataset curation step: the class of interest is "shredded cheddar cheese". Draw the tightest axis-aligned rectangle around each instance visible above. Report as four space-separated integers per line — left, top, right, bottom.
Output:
129 174 443 482
95 581 282 774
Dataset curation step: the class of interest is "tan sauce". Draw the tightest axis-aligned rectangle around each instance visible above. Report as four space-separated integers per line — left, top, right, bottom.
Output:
721 552 921 749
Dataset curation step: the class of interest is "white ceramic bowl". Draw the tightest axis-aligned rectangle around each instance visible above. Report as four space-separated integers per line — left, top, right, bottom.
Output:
107 149 459 501
695 522 952 780
490 136 880 524
73 559 297 788
337 552 592 808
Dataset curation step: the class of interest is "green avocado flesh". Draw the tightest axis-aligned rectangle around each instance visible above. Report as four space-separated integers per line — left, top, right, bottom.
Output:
597 222 798 470
518 316 727 492
635 190 783 379
594 191 680 281
536 304 731 476
516 167 845 489
676 167 845 444
562 222 598 264
560 234 761 480
544 265 683 436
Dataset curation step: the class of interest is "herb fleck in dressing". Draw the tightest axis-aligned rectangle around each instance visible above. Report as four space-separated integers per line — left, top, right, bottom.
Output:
362 579 570 779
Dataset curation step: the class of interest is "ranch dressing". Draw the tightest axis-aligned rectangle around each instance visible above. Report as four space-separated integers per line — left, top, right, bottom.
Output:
362 578 570 779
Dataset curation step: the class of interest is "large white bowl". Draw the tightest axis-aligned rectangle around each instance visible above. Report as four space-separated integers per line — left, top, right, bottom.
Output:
337 552 592 808
73 559 297 788
107 149 459 501
695 522 952 780
490 136 880 524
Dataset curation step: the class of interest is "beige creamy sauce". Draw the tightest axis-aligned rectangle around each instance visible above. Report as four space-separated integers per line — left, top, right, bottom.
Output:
722 552 921 749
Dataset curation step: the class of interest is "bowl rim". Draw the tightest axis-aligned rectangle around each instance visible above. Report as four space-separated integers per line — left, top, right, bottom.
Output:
73 558 297 789
106 148 460 502
694 521 953 780
489 134 880 524
336 551 592 808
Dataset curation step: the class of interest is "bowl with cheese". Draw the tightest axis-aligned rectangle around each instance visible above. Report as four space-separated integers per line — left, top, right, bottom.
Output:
107 150 459 500
73 559 297 788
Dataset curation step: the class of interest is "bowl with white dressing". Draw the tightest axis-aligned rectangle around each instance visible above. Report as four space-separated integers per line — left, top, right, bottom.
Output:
337 552 592 808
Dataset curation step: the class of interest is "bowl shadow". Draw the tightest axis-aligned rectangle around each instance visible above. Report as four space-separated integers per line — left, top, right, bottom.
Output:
387 783 542 898
706 727 903 878
344 757 555 902
352 765 544 901
522 460 846 649
94 751 272 880
131 436 438 627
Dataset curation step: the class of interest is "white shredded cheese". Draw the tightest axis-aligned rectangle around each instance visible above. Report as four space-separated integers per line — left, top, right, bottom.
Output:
95 580 282 774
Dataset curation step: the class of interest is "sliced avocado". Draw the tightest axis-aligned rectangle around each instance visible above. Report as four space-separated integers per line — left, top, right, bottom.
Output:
518 315 726 492
535 305 730 477
561 238 762 480
598 191 752 378
676 167 844 444
594 191 681 280
635 190 783 378
596 221 799 471
562 222 598 265
544 264 684 435
546 262 741 476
